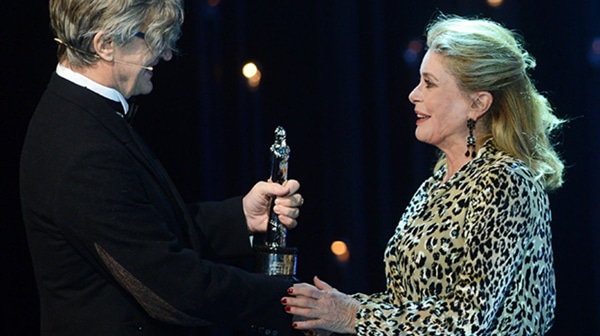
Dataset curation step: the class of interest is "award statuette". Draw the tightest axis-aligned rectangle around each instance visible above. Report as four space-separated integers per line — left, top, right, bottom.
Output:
254 126 298 280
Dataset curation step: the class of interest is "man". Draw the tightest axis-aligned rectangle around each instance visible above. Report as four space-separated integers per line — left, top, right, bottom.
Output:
20 0 303 335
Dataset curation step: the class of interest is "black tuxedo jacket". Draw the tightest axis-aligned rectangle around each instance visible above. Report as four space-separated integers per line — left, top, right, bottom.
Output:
20 73 294 335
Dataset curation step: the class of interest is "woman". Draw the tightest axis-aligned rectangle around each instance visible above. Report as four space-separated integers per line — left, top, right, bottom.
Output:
282 14 564 335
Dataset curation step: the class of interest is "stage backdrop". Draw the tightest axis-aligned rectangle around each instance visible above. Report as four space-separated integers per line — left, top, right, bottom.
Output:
2 1 598 335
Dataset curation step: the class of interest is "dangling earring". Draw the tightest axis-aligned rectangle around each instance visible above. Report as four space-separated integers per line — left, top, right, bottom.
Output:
465 118 477 158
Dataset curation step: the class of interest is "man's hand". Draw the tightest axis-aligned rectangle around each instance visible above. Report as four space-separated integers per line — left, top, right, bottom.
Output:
242 179 302 233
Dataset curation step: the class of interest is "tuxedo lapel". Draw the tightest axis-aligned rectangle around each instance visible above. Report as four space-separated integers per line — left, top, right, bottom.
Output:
123 118 200 250
126 127 191 216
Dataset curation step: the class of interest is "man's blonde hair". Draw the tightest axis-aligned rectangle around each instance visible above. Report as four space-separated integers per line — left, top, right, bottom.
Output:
50 0 184 66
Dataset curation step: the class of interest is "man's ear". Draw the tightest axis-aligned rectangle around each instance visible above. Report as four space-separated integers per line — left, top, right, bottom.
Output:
92 31 114 61
470 91 493 119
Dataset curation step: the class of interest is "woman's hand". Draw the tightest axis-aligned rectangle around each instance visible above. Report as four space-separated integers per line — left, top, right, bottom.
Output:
282 276 360 334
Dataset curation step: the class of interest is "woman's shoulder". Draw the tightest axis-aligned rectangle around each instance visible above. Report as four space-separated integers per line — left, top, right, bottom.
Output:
478 141 534 177
471 141 545 195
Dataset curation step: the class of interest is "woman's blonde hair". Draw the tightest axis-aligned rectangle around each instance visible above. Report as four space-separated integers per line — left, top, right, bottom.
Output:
426 14 565 191
50 0 184 67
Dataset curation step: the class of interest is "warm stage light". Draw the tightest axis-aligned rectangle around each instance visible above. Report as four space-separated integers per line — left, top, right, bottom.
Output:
331 240 350 262
487 0 503 7
331 241 348 256
247 71 262 88
242 62 262 89
242 62 258 79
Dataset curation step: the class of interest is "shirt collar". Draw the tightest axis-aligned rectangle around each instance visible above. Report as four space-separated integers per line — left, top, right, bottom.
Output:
55 63 130 114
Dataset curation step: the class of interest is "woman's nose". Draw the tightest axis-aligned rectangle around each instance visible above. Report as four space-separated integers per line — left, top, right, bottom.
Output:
408 85 420 104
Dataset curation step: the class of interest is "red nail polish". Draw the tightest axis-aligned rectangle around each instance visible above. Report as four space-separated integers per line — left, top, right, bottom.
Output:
292 323 298 328
287 288 293 294
285 306 291 312
280 298 287 304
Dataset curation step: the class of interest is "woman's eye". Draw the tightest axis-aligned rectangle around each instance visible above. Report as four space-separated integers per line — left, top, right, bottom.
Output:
424 79 433 88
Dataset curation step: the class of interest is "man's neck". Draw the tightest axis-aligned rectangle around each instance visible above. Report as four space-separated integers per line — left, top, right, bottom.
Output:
57 61 130 113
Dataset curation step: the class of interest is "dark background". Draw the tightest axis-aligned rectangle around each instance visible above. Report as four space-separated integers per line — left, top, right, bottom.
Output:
2 0 598 335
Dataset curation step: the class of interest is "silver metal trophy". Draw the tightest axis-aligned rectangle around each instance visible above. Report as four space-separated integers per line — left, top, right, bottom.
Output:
254 126 298 279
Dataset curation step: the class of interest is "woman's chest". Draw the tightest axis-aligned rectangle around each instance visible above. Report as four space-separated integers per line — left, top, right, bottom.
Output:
385 186 471 297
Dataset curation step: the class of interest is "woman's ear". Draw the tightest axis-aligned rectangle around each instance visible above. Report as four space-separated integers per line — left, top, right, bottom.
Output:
470 91 493 119
92 31 114 61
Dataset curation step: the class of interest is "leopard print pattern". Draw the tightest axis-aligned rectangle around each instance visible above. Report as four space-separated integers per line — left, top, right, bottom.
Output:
352 141 555 335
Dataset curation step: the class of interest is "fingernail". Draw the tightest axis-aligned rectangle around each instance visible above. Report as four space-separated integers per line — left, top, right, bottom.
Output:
292 323 298 328
280 298 287 304
287 287 293 294
285 306 291 312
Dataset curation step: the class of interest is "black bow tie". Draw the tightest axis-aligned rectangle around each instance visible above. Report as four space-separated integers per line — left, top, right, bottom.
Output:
126 103 138 123
104 98 136 123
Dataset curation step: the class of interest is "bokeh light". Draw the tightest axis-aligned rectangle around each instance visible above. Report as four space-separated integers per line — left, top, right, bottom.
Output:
404 39 424 65
242 63 258 78
242 62 262 89
207 0 220 7
331 240 350 263
588 37 600 68
331 241 347 255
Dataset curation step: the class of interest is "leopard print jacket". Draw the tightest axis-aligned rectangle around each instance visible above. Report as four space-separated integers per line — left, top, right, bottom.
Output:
352 141 555 335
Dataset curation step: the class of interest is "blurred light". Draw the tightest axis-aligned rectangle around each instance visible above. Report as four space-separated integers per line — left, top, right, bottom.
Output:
404 39 424 65
408 40 423 54
331 240 350 263
243 62 262 89
242 62 258 79
207 0 220 7
487 0 503 7
247 71 262 88
331 241 347 255
592 38 600 54
589 37 600 68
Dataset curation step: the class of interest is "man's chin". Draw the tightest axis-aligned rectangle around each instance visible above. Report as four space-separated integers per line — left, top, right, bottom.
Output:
131 84 154 97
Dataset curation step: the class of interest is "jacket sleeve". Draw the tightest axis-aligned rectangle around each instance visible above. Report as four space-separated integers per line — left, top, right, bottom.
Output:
186 197 256 259
52 128 294 333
